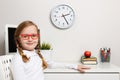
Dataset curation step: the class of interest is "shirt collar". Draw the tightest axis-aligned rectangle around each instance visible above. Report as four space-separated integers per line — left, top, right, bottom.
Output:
17 49 38 57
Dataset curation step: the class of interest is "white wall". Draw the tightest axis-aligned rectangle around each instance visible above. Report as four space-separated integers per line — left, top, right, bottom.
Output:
0 0 120 66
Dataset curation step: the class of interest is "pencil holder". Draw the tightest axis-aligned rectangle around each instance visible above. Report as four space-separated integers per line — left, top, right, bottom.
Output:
100 48 111 62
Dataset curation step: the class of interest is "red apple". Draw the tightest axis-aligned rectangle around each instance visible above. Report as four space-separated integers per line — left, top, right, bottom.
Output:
84 51 91 58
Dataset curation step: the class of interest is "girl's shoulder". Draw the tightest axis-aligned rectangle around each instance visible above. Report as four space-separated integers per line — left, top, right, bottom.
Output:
12 53 23 63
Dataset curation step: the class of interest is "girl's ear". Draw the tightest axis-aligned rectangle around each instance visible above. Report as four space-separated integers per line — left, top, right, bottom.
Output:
17 38 21 43
16 39 22 47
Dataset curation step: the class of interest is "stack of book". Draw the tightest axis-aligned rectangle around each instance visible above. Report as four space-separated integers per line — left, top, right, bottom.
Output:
81 56 97 65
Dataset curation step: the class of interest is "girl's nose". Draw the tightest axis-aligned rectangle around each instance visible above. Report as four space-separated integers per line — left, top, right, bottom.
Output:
28 36 33 41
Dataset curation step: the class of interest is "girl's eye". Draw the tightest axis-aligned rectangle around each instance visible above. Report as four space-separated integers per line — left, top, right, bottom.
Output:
23 35 28 38
32 34 38 37
32 34 36 37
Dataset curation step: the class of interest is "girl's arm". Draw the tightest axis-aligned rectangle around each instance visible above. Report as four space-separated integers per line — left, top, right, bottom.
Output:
46 60 90 72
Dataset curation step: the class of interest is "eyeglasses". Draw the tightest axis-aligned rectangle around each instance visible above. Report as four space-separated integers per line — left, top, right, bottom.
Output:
20 34 39 40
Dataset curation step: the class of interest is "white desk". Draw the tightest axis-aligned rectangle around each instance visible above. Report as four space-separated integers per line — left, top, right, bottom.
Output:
44 63 120 80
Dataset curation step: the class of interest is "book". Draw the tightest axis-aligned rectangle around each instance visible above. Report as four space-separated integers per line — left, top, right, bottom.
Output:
82 57 97 61
81 60 97 65
81 56 97 65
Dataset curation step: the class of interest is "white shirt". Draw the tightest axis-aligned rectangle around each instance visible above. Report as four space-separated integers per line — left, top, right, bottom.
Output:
11 50 78 80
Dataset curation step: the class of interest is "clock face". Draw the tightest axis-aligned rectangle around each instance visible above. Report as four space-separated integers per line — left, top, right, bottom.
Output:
50 4 75 29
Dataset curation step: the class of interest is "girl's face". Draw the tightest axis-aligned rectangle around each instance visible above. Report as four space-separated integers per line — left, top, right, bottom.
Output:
19 25 39 51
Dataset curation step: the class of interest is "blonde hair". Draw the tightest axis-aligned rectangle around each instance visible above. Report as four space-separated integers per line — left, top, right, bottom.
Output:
14 20 48 69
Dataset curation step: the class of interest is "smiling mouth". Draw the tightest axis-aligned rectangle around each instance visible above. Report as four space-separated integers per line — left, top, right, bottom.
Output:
26 43 34 45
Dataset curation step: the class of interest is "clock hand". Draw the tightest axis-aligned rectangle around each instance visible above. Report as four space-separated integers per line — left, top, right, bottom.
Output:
61 13 70 17
64 13 70 16
62 14 69 25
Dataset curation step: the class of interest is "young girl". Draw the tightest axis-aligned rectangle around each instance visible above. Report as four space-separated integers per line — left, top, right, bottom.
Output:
11 20 90 80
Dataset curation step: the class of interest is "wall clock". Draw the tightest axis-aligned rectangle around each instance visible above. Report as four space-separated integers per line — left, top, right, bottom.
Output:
50 4 75 29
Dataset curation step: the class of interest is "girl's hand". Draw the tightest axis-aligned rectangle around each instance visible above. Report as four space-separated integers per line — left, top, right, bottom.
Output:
77 64 90 73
